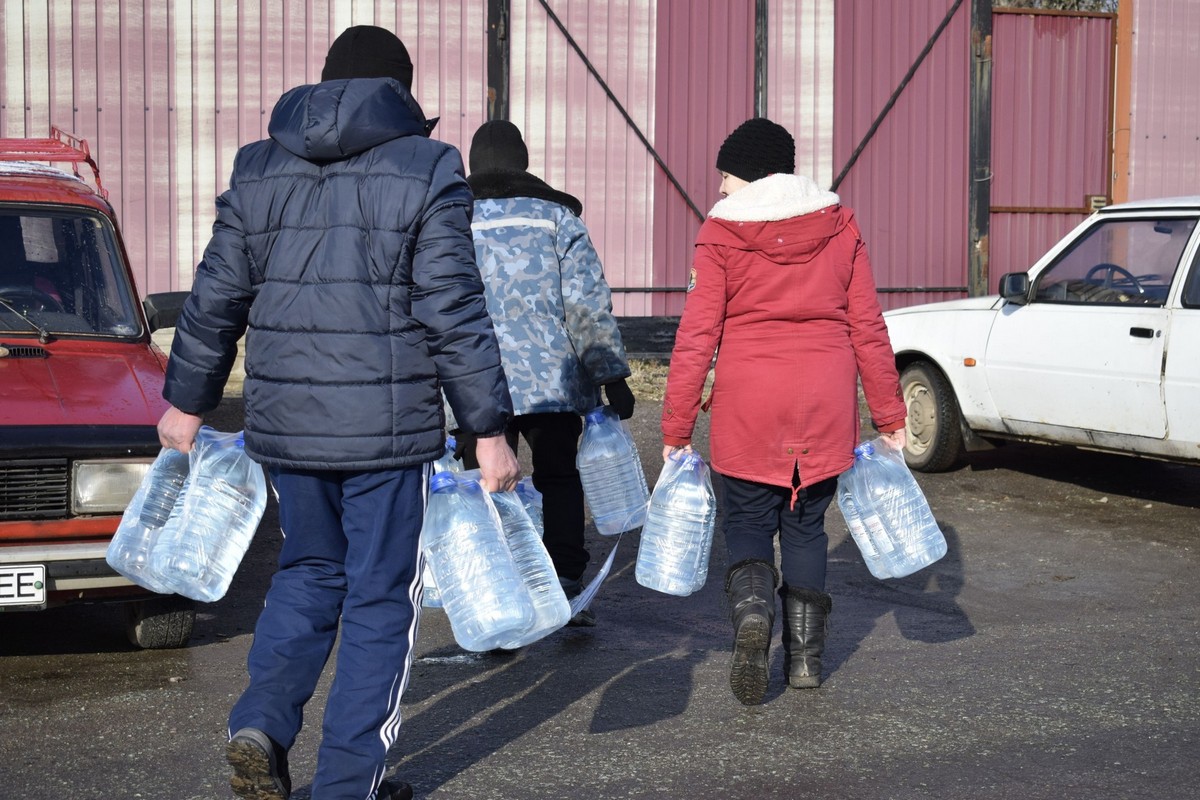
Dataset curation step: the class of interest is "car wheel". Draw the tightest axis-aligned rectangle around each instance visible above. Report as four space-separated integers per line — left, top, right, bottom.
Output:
899 361 964 472
125 595 196 649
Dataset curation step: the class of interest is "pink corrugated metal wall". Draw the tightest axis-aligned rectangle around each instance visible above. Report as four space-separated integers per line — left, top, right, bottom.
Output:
508 0 657 317
767 0 836 189
0 1 178 296
650 0 756 316
833 0 971 311
0 1 487 296
1126 1 1200 201
988 9 1113 288
2 1 1136 316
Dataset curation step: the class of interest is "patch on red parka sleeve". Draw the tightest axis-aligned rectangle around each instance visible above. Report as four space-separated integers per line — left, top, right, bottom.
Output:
661 235 728 443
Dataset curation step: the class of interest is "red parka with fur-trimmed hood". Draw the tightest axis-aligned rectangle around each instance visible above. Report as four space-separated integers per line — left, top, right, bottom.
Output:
661 173 907 494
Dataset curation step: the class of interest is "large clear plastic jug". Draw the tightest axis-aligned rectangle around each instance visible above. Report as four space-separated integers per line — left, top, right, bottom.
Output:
491 489 571 648
636 451 716 596
515 477 544 539
106 447 190 594
433 435 462 475
577 406 648 535
422 437 462 608
421 472 535 651
147 427 268 602
837 439 947 579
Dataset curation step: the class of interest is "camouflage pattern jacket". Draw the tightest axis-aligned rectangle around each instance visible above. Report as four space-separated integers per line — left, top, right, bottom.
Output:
468 171 631 416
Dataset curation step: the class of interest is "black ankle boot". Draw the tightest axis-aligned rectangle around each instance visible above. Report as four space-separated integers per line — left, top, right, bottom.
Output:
725 559 779 705
780 585 833 689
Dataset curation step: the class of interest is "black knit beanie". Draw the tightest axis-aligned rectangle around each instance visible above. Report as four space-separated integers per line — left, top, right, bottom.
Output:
321 26 414 89
469 120 530 174
716 118 795 182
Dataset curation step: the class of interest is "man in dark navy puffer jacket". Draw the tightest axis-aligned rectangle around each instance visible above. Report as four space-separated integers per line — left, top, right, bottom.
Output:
156 26 519 800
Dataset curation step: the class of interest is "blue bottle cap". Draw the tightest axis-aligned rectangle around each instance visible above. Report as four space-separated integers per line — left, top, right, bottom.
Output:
430 472 457 492
854 442 875 458
584 406 608 424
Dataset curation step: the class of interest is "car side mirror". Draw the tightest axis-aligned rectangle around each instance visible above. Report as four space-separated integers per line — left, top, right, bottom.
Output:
143 291 190 332
998 273 1031 306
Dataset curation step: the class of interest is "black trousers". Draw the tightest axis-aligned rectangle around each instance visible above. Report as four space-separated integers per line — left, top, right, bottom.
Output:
720 472 837 592
462 412 589 582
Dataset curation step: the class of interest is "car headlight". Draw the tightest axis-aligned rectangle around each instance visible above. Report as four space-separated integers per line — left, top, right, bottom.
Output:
72 460 153 514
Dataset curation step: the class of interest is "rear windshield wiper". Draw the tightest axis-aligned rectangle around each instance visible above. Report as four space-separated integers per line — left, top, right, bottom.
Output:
0 294 53 343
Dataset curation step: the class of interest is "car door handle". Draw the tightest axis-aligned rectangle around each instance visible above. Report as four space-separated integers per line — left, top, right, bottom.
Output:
1129 327 1155 338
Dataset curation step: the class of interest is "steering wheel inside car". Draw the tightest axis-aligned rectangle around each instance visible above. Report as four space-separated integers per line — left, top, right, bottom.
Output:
1084 263 1145 294
0 285 66 313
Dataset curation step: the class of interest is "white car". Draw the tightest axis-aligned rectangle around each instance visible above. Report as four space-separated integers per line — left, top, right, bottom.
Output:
883 196 1200 472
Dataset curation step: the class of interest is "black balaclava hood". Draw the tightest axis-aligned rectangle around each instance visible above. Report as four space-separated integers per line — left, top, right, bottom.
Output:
469 120 530 174
322 25 414 90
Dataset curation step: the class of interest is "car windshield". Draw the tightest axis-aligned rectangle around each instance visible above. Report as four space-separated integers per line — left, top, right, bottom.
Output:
0 206 142 337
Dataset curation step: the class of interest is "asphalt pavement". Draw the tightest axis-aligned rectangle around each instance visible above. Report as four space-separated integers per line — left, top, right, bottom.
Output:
1 388 1198 800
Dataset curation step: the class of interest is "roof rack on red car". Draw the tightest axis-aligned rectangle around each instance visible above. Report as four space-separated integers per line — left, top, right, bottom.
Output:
0 126 107 200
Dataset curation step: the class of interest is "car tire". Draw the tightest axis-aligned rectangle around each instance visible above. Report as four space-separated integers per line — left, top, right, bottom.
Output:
125 595 196 649
899 361 964 473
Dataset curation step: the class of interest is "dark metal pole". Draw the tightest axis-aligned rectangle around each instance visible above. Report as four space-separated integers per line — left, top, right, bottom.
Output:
968 0 993 297
486 0 510 120
754 0 768 118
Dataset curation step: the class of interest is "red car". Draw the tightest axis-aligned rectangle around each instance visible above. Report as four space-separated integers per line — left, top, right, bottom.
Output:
0 128 194 648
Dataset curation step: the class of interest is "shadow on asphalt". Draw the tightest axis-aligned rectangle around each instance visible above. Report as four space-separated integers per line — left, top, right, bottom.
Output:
380 547 717 794
351 480 978 797
0 601 138 656
944 441 1200 509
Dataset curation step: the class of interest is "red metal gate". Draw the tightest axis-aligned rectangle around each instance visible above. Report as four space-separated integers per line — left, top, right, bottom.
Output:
833 2 1115 309
988 8 1115 290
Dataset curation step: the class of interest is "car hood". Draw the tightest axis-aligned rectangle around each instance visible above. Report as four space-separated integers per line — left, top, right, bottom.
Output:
0 339 170 425
884 296 1004 318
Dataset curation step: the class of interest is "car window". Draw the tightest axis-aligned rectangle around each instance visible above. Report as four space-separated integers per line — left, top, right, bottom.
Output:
0 208 142 337
1182 244 1200 308
1033 217 1196 307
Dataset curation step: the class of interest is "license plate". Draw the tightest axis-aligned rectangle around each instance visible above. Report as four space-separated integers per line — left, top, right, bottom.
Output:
0 564 46 606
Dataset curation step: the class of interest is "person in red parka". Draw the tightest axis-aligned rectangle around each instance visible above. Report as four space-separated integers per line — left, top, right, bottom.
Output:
660 117 908 706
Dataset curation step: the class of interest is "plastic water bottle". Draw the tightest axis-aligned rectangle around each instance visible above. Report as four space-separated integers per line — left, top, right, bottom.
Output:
106 447 190 594
433 435 462 474
837 439 947 579
491 489 571 648
421 472 535 651
515 477 544 538
420 558 443 608
636 451 717 596
422 437 462 608
836 481 902 579
147 428 268 602
421 464 443 607
577 406 648 535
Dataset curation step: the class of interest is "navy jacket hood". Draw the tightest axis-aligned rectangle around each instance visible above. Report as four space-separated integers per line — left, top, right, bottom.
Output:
268 78 431 161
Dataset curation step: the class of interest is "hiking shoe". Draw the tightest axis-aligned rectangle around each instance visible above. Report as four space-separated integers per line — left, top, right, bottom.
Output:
560 577 597 627
227 727 291 800
376 778 414 799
